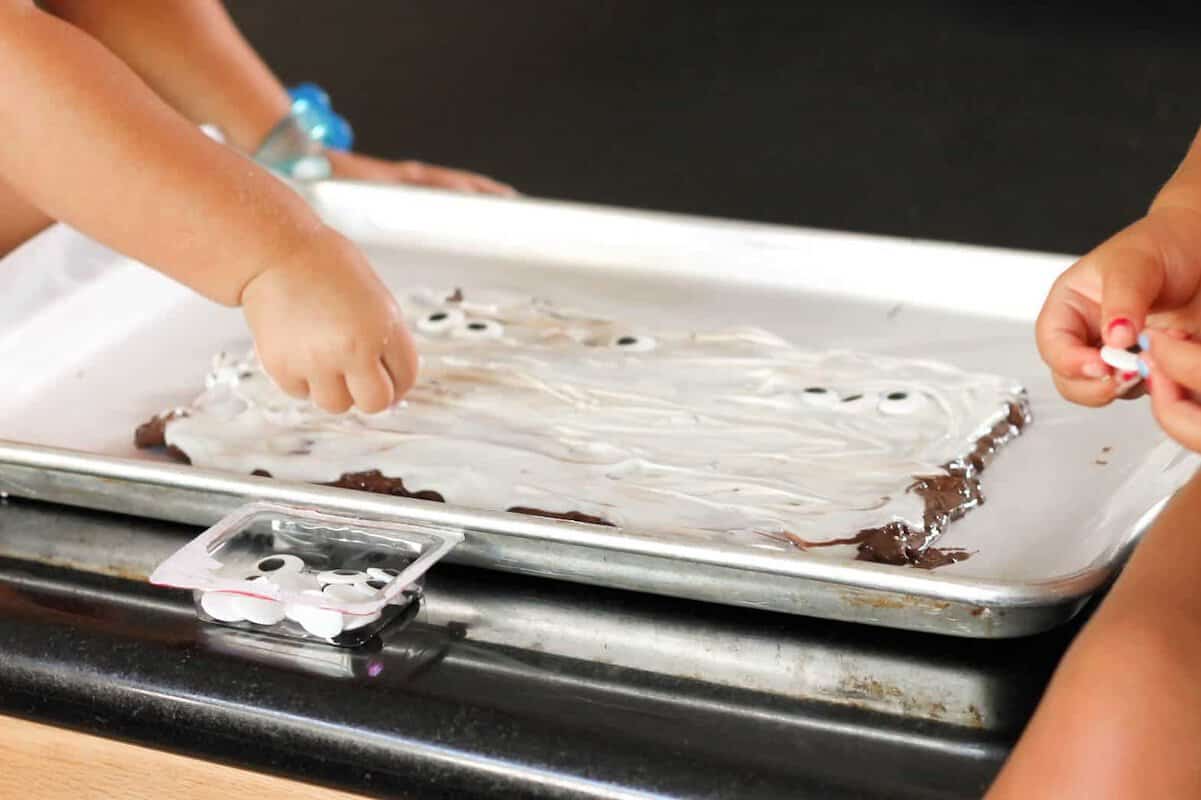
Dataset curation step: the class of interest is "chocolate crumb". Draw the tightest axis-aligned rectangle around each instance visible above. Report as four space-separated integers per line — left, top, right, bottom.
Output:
1095 459 1108 466
508 506 615 527
447 288 464 303
911 546 970 569
134 411 186 449
1006 401 1031 431
327 470 446 503
164 445 191 465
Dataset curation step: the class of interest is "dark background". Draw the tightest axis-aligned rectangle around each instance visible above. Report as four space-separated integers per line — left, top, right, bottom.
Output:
229 1 1198 255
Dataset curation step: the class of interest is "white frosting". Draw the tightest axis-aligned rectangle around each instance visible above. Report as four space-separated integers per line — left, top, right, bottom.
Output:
163 288 1026 553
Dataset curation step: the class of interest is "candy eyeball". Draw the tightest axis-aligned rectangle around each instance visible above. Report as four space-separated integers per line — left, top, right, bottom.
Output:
365 567 399 591
200 591 244 623
454 319 505 340
322 582 376 603
255 554 304 575
800 387 840 408
877 390 928 415
288 591 345 638
611 335 657 353
417 307 465 335
234 579 287 625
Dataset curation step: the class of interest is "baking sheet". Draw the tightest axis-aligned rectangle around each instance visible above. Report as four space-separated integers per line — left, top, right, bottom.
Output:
0 182 1194 637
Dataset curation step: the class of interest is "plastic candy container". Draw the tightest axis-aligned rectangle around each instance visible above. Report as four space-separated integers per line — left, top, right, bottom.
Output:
150 502 462 647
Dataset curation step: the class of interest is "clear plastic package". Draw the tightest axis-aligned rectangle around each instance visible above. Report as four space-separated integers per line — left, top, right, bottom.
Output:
150 502 462 647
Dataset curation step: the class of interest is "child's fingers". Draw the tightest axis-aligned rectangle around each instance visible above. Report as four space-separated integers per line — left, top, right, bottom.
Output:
382 330 419 400
345 359 395 414
261 357 310 400
393 161 448 188
1036 280 1108 379
394 162 514 196
449 169 517 196
1145 331 1201 396
309 372 354 414
1094 242 1164 348
1052 372 1119 407
1149 368 1201 451
466 175 519 197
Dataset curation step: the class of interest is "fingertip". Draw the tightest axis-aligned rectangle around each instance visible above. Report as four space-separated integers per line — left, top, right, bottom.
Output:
389 359 418 398
1051 341 1111 381
322 398 353 415
382 342 419 401
1082 359 1110 380
1104 317 1139 349
477 178 518 197
263 360 310 400
310 373 354 415
1052 373 1117 408
347 361 395 414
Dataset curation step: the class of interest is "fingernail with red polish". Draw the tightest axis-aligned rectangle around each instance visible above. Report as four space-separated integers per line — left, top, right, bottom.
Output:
1120 371 1138 381
1107 318 1136 348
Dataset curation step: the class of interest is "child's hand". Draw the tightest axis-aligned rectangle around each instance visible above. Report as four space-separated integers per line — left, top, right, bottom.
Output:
1037 123 1201 410
326 151 516 197
240 230 417 414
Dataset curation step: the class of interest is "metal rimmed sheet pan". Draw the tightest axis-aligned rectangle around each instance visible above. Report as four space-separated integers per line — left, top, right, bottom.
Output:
0 183 1193 637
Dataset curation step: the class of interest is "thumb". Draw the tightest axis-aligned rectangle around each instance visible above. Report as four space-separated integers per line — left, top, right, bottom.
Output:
1093 227 1165 349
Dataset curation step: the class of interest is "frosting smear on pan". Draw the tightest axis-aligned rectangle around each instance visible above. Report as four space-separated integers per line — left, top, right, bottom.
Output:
142 288 1029 566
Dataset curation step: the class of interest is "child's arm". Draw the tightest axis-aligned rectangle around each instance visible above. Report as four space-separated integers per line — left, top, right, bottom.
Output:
40 0 515 195
0 175 51 255
0 1 415 413
986 469 1201 798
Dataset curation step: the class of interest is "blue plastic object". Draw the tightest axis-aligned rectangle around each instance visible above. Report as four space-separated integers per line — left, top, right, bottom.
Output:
287 83 354 151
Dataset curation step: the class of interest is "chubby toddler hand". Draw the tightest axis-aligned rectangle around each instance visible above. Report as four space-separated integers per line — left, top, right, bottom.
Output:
240 229 417 414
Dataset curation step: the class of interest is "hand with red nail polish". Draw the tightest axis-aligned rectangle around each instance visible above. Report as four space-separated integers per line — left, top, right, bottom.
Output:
1035 128 1201 409
998 126 1201 795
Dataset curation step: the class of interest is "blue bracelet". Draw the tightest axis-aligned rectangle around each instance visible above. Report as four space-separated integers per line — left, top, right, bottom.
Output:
253 83 353 180
287 83 354 152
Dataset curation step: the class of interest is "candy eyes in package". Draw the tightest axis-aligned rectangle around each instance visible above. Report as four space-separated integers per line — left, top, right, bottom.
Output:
150 502 462 647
